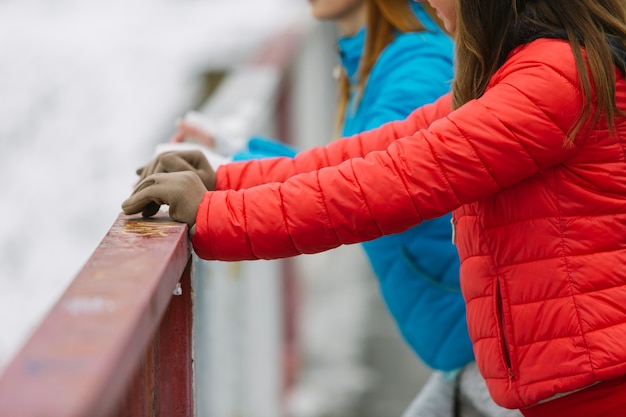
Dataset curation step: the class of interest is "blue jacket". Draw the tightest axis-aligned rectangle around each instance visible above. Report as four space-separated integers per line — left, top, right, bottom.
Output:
234 3 474 371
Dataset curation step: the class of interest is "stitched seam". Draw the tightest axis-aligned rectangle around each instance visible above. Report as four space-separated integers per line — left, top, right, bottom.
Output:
206 192 214 257
481 212 626 232
478 94 547 170
447 117 505 192
386 148 424 220
618 124 626 161
554 169 597 379
509 319 626 348
323 145 332 168
464 293 492 308
222 165 231 190
472 335 503 345
502 54 584 140
500 79 575 148
484 370 592 386
316 170 341 245
240 191 257 259
507 281 626 306
484 246 626 270
349 158 382 235
424 129 465 206
457 252 493 262
278 183 299 254
469 330 613 349
585 320 626 335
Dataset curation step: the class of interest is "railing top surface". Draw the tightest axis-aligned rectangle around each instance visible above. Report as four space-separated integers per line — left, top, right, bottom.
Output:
0 214 190 417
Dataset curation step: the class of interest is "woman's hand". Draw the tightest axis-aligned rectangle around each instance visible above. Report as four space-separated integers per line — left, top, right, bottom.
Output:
135 150 217 191
168 119 217 147
122 171 207 234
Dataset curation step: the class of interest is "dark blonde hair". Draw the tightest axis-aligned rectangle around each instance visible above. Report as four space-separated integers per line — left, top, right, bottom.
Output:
334 0 444 134
453 0 626 142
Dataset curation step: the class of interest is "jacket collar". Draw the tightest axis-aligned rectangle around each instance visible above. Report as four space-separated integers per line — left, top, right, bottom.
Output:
335 2 440 83
337 26 366 83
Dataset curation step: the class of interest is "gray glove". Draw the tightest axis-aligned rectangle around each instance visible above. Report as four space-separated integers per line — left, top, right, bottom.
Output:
136 150 216 190
122 171 207 229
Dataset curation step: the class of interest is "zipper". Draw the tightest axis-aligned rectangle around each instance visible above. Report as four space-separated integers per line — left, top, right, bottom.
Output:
496 279 516 387
450 216 457 245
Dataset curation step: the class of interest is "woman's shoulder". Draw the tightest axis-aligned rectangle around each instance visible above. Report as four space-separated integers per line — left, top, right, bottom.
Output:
509 38 574 60
500 38 580 83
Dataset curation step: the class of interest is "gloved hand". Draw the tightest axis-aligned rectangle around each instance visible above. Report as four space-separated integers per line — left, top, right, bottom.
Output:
136 150 216 190
122 171 207 231
232 136 298 161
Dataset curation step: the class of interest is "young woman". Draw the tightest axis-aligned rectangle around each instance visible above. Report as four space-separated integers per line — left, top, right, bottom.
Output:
122 0 626 415
169 0 516 415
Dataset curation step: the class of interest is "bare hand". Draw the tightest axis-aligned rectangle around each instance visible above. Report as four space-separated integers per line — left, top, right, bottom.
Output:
168 119 216 147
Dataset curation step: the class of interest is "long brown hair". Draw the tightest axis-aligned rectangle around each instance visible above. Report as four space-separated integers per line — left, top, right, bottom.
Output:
453 0 626 142
334 0 444 135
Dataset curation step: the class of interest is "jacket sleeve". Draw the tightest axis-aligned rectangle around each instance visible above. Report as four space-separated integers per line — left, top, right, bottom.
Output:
216 93 453 190
195 41 587 261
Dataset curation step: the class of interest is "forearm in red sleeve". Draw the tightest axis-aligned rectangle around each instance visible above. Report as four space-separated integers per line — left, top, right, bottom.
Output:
214 94 452 191
192 59 584 262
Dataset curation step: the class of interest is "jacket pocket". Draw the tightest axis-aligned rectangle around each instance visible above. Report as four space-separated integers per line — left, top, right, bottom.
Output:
495 278 516 384
400 246 461 293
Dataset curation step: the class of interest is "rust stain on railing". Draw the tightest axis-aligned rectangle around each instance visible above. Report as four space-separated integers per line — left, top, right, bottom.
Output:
120 218 181 237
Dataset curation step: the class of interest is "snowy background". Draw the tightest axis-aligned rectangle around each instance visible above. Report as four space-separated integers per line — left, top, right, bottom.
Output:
0 0 308 372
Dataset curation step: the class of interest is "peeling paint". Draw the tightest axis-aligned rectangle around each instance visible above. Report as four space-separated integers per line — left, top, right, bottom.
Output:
63 296 117 316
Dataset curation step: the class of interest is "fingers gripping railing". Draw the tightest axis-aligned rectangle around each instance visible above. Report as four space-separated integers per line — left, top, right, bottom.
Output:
0 214 194 417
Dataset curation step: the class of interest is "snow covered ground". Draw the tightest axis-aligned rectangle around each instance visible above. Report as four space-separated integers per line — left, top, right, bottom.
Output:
0 0 308 372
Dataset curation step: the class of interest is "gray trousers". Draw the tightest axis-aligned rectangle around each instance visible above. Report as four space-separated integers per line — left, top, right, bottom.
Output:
402 362 523 417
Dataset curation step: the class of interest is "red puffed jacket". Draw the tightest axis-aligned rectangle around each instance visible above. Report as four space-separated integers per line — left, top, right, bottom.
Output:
193 38 626 409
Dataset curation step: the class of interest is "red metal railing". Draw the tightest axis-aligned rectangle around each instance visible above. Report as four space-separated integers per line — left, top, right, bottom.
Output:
0 214 193 417
0 18 330 417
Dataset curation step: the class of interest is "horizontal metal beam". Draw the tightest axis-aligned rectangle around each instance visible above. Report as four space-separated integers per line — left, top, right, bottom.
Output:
0 213 192 417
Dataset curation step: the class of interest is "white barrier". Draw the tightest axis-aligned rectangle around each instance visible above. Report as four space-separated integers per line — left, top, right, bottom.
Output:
182 20 337 417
